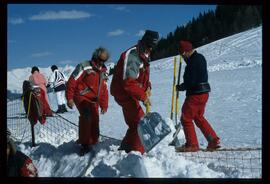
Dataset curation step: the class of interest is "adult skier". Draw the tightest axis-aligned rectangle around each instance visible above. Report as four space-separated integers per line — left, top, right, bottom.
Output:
28 66 52 117
110 30 159 154
175 40 220 152
47 65 68 113
29 66 51 107
66 47 109 156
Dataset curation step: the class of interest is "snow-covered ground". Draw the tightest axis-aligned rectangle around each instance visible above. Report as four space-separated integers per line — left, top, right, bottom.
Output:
7 26 262 178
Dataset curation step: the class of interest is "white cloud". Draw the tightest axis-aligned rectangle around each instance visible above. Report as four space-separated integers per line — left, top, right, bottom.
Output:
115 6 130 12
31 52 52 58
108 29 125 37
135 30 145 37
9 18 24 25
29 10 93 20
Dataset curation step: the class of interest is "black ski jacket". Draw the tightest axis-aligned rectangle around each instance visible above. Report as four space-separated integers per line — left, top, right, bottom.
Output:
182 50 211 96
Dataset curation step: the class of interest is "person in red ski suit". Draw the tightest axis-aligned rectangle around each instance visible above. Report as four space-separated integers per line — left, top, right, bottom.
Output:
66 47 109 155
176 40 220 152
110 30 159 154
7 129 38 177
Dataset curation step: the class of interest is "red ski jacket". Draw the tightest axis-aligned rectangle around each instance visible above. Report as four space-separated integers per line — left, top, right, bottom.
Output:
110 44 151 102
66 60 108 111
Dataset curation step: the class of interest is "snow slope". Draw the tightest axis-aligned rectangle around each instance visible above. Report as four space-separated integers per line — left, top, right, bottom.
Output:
8 26 262 178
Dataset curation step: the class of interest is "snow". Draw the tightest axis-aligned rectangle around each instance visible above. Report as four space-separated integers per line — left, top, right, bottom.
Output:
8 26 262 178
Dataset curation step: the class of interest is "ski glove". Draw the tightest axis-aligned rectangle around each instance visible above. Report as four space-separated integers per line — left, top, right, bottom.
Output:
176 83 186 91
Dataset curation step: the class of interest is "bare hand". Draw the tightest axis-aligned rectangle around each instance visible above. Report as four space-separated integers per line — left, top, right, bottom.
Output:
101 109 107 114
143 97 151 107
67 99 75 109
146 87 151 97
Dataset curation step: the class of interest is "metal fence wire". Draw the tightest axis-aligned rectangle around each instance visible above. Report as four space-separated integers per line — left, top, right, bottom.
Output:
177 148 261 178
7 97 261 178
7 97 78 146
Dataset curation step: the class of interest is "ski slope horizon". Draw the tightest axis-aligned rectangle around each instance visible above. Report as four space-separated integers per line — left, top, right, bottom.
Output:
7 26 262 178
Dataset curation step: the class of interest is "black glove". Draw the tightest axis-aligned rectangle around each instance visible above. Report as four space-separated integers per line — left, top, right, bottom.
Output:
176 83 186 91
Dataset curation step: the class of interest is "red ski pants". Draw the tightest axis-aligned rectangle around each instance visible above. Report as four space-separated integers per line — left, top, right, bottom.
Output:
181 93 218 147
115 97 145 154
75 100 100 145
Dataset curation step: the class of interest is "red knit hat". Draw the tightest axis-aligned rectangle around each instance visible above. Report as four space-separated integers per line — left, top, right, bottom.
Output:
179 40 193 54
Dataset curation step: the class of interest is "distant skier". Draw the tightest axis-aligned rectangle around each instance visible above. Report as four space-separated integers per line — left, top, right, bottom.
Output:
47 65 68 113
29 66 52 116
66 47 109 156
175 40 220 152
110 30 159 154
7 129 38 177
29 66 50 105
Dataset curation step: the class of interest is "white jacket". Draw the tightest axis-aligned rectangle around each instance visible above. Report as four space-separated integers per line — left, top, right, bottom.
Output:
48 69 67 89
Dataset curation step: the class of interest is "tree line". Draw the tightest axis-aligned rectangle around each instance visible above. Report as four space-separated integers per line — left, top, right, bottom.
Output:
151 5 262 60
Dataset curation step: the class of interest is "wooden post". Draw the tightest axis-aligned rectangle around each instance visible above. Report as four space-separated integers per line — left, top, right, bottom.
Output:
31 122 36 147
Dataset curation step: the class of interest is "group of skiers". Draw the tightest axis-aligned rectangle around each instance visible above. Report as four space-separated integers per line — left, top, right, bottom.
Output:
28 65 69 114
8 29 221 176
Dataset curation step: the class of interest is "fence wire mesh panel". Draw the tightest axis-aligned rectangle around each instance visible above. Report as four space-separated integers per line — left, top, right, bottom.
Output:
177 149 261 178
7 97 78 146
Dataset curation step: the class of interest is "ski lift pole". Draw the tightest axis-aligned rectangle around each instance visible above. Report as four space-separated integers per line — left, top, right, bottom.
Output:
170 57 177 120
146 101 151 113
175 56 182 127
169 56 182 146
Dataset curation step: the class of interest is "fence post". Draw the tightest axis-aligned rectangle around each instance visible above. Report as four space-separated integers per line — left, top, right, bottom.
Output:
31 122 36 147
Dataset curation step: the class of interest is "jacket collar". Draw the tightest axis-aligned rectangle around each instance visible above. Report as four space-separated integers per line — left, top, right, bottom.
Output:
136 42 150 67
90 60 107 72
185 50 197 64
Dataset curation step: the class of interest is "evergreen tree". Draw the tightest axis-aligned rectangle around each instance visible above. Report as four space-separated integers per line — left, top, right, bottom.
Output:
151 5 262 61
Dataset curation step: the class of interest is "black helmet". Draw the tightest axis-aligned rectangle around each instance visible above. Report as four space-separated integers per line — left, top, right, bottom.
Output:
141 30 159 48
51 65 58 71
31 66 39 74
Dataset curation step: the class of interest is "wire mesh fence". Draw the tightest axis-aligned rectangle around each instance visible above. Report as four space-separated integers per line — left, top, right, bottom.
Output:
177 148 261 178
7 97 262 178
7 97 78 146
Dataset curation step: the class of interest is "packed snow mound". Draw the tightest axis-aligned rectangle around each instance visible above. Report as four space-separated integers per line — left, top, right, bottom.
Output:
16 119 225 178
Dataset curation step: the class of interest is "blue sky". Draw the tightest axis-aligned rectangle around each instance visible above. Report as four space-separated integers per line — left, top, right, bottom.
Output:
8 4 216 70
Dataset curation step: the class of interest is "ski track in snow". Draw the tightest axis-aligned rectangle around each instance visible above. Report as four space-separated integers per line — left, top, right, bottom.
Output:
8 27 262 178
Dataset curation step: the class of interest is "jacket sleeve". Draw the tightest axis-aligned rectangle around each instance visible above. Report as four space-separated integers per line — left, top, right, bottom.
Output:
66 64 85 101
99 78 109 111
122 53 147 102
123 78 147 102
20 158 38 177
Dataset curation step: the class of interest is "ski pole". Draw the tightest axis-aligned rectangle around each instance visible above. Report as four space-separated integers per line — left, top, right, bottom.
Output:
170 57 177 120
